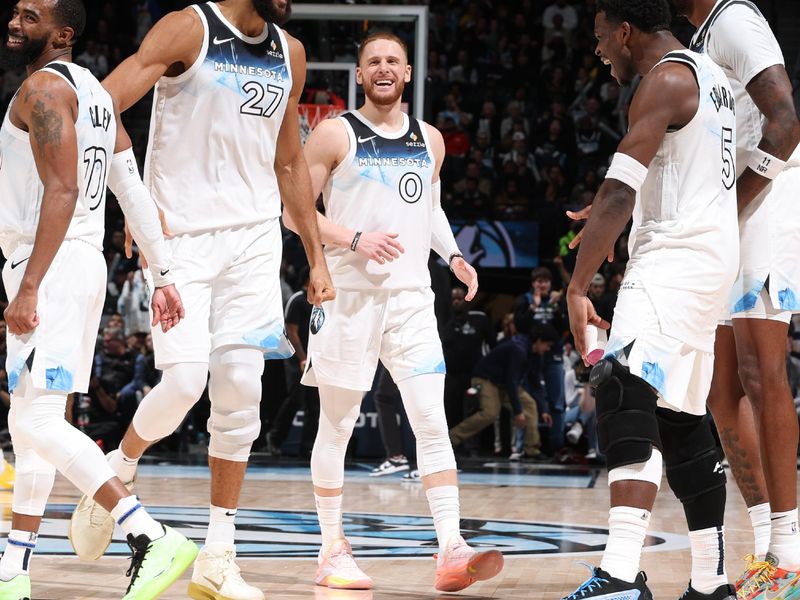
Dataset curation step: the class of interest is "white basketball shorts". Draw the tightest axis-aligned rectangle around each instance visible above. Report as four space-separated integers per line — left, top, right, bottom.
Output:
148 218 292 367
301 287 445 391
730 165 800 321
604 285 714 416
3 239 106 394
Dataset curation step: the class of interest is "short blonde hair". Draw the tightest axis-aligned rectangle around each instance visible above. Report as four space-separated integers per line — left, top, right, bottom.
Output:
357 32 409 65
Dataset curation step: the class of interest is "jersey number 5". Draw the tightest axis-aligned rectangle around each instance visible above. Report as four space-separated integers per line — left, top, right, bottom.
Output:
721 126 735 190
240 81 284 118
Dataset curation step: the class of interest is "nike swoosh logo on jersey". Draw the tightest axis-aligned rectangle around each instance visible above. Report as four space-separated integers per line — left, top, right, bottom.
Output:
357 135 377 143
10 257 29 270
160 269 170 277
213 36 235 45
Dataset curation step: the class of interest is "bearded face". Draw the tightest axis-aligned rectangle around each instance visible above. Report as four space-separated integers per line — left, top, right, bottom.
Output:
1 29 48 70
253 0 292 26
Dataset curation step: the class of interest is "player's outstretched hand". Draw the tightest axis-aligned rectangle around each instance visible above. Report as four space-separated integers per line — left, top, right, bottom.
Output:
565 205 614 262
357 231 405 264
452 257 479 301
567 290 609 366
4 289 40 335
151 284 185 333
308 264 336 307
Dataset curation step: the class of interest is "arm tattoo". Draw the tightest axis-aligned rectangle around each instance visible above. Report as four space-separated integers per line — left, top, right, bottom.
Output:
30 98 63 149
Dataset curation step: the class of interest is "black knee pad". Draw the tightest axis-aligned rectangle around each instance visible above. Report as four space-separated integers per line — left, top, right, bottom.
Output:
658 408 727 529
591 358 662 471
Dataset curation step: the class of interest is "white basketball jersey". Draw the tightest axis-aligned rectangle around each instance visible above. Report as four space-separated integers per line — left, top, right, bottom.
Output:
691 0 800 172
144 2 292 235
0 61 116 256
624 50 739 352
323 111 436 290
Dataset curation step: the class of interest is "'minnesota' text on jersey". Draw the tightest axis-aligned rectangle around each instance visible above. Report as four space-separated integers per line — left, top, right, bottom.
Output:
323 111 437 290
0 61 116 256
144 2 292 235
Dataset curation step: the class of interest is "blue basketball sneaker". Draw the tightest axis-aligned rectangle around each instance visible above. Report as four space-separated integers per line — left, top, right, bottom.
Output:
679 583 735 600
563 565 653 600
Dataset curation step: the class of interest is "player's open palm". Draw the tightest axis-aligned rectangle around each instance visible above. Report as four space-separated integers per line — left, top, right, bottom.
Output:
452 257 479 301
151 284 185 333
308 264 336 306
5 289 40 335
357 231 405 264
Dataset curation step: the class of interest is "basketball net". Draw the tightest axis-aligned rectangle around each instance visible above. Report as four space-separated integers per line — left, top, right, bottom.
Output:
298 104 345 145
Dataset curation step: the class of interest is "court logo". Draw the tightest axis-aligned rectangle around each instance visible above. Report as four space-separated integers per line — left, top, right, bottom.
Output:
23 505 687 559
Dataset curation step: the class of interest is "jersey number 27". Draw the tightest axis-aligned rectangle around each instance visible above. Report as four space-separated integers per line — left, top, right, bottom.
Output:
240 82 284 118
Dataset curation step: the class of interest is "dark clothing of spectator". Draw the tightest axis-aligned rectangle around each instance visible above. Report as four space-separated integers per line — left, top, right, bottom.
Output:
472 334 532 415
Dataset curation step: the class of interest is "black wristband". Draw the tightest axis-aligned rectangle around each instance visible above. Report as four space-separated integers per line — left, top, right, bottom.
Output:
448 252 464 271
350 231 363 252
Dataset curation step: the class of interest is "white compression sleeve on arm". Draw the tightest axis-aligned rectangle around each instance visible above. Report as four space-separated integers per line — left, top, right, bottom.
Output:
430 181 460 261
107 148 173 287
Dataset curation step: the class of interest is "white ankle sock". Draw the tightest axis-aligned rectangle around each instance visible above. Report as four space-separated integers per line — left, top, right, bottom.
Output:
769 509 800 569
108 448 139 484
748 503 771 559
111 495 163 541
600 506 651 583
426 485 461 553
315 493 344 554
689 526 727 593
0 530 37 580
206 504 236 546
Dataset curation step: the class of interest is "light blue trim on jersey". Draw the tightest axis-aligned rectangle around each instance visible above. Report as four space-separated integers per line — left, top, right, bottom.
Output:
45 366 74 392
641 361 666 397
778 287 800 310
731 279 765 313
242 325 295 359
7 358 26 393
413 359 447 376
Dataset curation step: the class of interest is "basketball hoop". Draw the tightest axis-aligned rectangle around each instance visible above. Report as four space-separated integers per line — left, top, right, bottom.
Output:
298 104 345 145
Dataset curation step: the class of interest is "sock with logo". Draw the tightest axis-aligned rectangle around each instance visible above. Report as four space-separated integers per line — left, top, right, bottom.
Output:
0 530 36 580
769 509 800 570
206 504 237 546
689 526 728 593
315 493 344 555
107 448 139 485
600 506 651 583
426 485 461 556
111 495 163 541
748 503 771 559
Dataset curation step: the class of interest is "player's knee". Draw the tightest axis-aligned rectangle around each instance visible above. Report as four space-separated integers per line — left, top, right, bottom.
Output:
208 404 261 462
658 408 726 529
161 362 209 408
592 357 662 471
12 448 56 517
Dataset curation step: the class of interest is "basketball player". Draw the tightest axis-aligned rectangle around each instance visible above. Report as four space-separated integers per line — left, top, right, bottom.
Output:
672 1 800 594
564 1 738 598
282 32 503 592
0 1 198 598
68 1 334 599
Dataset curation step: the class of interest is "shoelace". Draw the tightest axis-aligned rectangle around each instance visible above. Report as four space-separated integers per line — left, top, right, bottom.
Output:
125 541 151 593
210 550 241 579
737 559 776 599
566 564 609 600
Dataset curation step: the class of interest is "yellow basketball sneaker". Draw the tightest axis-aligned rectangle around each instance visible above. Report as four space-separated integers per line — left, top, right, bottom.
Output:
122 525 198 600
0 574 30 600
314 540 373 590
0 461 15 490
434 535 504 592
187 543 264 600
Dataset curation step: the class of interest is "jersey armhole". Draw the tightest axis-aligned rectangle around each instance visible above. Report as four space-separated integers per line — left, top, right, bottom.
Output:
160 5 209 85
330 116 355 178
656 53 701 133
39 64 79 123
417 120 438 181
274 25 293 87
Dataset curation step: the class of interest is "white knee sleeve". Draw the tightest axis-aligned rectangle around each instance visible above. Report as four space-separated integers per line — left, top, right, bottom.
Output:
311 385 363 489
11 447 55 516
10 375 115 498
207 347 265 462
132 361 208 442
608 448 663 488
396 373 456 477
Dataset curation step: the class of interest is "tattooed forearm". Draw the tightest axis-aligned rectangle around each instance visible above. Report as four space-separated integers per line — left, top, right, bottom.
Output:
719 425 768 506
30 98 63 149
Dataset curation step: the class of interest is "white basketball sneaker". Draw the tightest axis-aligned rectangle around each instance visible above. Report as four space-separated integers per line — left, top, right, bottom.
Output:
69 470 137 561
188 543 265 600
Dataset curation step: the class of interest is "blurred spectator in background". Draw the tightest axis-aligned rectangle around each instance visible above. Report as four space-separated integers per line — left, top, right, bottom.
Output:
117 264 150 336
